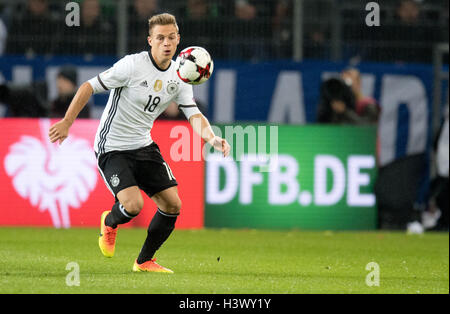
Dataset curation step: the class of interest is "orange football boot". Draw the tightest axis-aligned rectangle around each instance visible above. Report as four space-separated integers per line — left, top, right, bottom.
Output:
132 259 174 273
98 211 117 258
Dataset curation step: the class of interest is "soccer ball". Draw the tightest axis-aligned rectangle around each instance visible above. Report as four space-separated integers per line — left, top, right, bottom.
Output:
176 46 214 85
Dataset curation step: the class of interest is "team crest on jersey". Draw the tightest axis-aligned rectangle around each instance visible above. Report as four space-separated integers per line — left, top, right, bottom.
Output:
153 80 163 92
167 80 179 95
110 174 120 187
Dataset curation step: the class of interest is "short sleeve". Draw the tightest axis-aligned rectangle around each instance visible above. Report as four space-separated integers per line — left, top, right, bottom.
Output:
88 55 133 94
176 83 201 120
176 81 195 106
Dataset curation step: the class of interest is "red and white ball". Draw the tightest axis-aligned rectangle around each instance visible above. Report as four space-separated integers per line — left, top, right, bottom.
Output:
176 46 214 85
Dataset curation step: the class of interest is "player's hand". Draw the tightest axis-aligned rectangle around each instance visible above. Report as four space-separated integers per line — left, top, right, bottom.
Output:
208 136 231 157
48 119 71 145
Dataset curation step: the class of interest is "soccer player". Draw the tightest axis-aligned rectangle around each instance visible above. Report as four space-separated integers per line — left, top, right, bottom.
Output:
48 13 230 273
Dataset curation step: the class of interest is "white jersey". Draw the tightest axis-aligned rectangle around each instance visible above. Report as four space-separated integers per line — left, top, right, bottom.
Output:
88 51 200 155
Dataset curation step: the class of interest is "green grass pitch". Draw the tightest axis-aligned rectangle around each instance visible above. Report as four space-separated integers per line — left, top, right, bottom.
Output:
0 227 448 294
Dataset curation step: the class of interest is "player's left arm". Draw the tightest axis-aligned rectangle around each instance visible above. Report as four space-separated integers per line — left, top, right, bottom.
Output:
188 112 230 157
176 83 229 156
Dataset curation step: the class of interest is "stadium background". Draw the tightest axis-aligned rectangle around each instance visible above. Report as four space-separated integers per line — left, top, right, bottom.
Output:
0 0 448 231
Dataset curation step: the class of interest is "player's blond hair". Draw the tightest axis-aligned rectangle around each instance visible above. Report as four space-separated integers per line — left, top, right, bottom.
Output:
148 13 179 36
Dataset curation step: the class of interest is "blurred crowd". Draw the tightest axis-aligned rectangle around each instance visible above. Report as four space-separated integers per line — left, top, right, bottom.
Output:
305 0 448 63
0 0 447 63
0 0 292 60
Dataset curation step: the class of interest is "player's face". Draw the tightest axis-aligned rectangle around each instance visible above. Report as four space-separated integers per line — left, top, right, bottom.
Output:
148 24 180 66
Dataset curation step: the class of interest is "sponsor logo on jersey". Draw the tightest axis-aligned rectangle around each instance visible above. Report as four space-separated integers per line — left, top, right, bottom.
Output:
140 80 148 88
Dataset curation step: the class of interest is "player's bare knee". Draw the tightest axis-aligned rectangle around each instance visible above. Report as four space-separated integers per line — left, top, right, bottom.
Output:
121 197 144 216
163 199 181 215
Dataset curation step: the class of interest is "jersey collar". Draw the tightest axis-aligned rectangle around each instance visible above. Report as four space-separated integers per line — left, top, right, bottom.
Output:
148 51 171 72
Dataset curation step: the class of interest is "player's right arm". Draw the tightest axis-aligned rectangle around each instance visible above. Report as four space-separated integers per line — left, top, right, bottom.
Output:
49 55 133 145
48 82 94 144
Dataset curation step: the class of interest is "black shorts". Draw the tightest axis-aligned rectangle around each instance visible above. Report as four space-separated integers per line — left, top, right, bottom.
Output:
96 142 178 199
